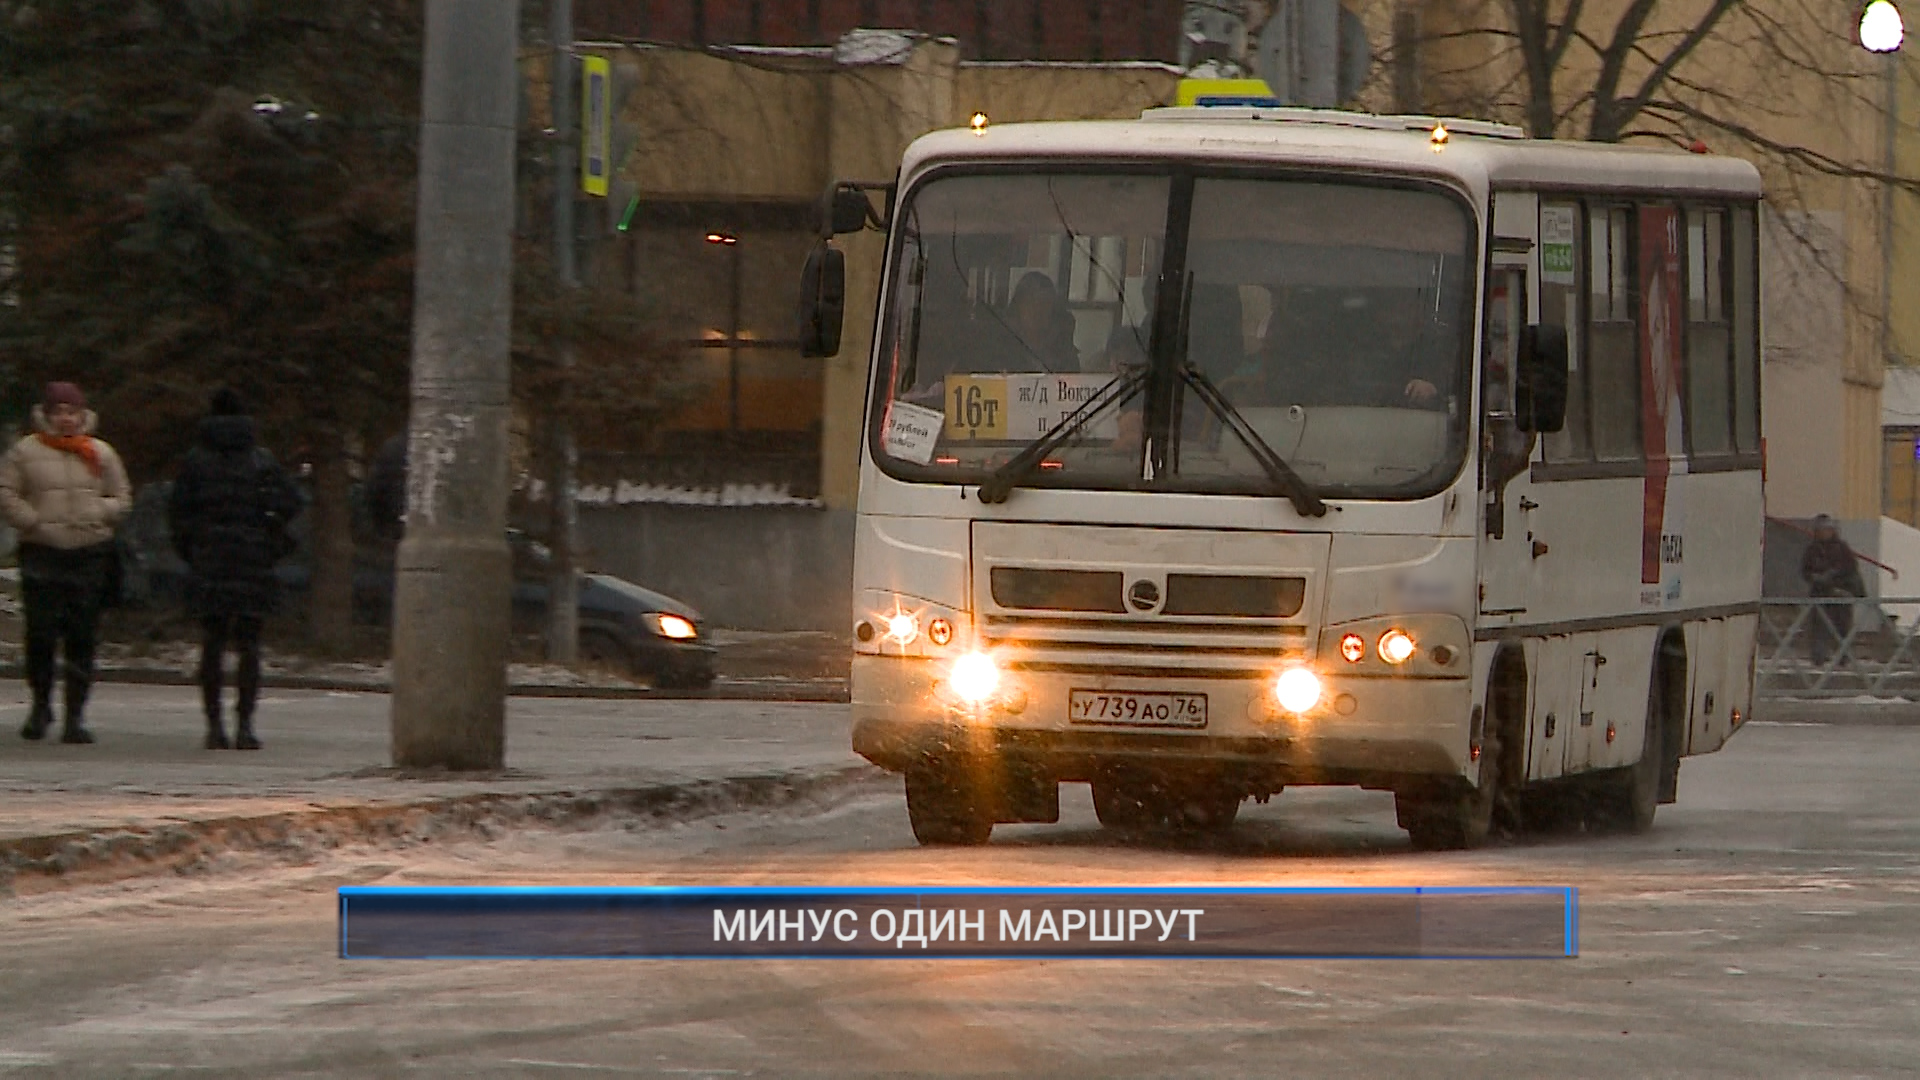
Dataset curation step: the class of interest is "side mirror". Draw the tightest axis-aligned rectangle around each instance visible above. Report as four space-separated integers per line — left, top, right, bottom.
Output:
828 187 873 235
798 243 845 359
1516 324 1568 433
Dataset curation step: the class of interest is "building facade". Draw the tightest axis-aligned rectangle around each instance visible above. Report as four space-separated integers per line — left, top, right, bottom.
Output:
554 4 1900 626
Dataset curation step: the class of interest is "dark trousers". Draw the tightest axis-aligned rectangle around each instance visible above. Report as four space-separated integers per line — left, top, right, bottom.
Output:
199 613 264 722
20 544 108 718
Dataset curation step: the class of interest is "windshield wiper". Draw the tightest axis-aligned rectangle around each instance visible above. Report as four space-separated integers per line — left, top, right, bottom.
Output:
976 366 1150 505
1179 363 1328 518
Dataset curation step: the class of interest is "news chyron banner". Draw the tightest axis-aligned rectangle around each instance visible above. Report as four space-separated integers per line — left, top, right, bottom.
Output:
340 887 1576 960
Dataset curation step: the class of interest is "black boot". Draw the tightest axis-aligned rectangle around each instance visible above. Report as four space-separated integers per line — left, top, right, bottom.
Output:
234 713 261 751
59 671 93 745
20 701 52 741
23 638 54 742
205 707 231 750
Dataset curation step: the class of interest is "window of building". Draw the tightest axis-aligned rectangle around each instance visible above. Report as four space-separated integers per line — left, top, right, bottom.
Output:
624 200 820 440
1587 205 1642 461
1885 428 1920 526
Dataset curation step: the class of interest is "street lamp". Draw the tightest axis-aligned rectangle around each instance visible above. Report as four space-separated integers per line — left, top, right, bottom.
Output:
706 230 743 431
1863 0 1904 53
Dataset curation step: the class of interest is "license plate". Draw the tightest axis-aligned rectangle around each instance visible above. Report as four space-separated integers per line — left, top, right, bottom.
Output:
1068 690 1208 728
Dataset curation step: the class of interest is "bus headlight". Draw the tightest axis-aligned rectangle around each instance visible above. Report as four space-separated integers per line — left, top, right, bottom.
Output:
1273 667 1322 714
1339 633 1365 663
1378 629 1417 665
883 612 919 646
949 652 1001 705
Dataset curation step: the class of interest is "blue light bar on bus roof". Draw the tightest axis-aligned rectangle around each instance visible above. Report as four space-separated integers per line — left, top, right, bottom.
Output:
1195 95 1283 107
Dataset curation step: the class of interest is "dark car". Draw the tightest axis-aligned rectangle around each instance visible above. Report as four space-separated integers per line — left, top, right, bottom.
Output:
118 485 715 689
499 531 716 689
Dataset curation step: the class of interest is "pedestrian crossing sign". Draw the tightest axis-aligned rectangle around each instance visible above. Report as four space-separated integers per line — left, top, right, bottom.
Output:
582 55 611 197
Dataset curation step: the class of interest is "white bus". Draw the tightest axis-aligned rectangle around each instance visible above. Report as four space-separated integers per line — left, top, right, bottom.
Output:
800 106 1763 849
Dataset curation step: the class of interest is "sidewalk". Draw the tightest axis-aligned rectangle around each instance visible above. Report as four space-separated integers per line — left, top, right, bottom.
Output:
0 628 853 702
0 683 880 889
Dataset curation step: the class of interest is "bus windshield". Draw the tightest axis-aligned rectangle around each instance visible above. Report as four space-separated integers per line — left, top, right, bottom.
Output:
869 169 1477 499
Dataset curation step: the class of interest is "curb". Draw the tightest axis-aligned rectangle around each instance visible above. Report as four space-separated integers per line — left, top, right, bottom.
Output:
0 663 851 704
0 763 894 894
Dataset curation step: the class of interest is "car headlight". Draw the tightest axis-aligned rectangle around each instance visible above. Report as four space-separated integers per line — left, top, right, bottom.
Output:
647 613 698 640
948 652 1001 705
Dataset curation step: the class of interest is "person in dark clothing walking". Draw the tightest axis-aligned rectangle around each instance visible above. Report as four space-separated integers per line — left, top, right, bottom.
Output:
365 432 407 544
0 382 131 744
167 389 303 750
1800 514 1866 667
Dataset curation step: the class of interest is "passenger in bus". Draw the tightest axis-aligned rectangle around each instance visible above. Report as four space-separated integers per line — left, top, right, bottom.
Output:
1237 290 1446 410
1353 295 1446 406
990 272 1081 374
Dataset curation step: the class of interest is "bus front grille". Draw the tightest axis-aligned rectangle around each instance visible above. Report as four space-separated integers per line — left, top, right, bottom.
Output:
981 615 1308 678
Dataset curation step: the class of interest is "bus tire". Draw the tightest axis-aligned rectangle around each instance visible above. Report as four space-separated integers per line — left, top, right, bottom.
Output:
1168 791 1241 833
906 765 993 846
1397 740 1499 851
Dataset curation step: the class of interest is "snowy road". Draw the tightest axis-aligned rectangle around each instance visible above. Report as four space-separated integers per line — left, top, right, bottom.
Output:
2 719 1917 1077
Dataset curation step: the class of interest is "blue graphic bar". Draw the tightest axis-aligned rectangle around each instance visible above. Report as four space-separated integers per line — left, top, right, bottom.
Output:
340 886 1577 960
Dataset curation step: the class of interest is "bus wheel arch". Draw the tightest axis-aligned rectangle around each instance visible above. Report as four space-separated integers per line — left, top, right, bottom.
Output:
1595 629 1685 833
1397 644 1526 850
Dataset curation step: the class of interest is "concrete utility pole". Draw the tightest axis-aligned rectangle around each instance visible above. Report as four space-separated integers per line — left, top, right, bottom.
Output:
391 0 521 770
547 0 582 665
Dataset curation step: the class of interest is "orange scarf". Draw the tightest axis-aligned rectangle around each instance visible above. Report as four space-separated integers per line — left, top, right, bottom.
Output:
36 433 102 477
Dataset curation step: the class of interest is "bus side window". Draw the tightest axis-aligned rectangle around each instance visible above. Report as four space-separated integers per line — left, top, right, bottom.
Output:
1540 202 1589 462
1685 207 1735 456
1731 206 1761 454
1587 205 1643 461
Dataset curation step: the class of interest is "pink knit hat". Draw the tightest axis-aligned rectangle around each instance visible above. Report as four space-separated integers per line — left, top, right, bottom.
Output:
42 382 86 411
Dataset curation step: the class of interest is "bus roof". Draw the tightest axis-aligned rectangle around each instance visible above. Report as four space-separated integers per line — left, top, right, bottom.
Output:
903 107 1763 201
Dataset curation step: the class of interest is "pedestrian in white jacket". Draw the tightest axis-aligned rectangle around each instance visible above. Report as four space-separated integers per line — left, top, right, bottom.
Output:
0 382 130 743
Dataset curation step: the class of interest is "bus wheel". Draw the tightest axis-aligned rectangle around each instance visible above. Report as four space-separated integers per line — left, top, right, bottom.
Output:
905 765 993 846
1165 787 1241 833
1397 720 1504 851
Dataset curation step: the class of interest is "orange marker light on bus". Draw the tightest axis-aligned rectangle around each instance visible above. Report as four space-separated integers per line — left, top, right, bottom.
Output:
1378 629 1417 664
1340 634 1365 663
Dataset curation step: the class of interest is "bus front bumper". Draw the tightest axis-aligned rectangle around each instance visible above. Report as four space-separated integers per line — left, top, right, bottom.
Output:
851 655 1473 787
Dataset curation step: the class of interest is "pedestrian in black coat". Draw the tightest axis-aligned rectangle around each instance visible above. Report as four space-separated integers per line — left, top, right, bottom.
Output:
167 389 303 750
1800 514 1866 668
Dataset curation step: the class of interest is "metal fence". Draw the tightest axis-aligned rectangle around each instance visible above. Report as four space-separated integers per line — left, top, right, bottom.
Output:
1757 597 1920 699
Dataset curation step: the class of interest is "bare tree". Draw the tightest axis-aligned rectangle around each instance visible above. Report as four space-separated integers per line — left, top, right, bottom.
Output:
1388 0 1909 354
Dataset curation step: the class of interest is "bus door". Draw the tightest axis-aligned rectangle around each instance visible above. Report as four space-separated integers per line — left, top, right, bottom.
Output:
1478 260 1536 619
